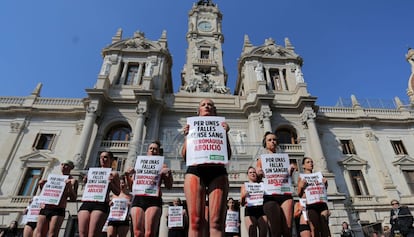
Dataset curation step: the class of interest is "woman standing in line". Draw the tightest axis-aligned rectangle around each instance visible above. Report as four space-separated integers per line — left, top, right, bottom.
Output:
78 152 121 237
297 157 331 237
256 131 295 237
126 141 173 237
106 174 132 237
240 166 267 237
182 98 231 237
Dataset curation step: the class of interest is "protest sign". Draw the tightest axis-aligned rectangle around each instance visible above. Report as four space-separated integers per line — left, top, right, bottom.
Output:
261 153 292 195
38 174 68 205
168 206 184 228
225 210 239 233
132 156 164 196
186 116 228 166
299 172 327 205
244 182 264 206
108 198 129 221
82 168 112 202
25 196 41 223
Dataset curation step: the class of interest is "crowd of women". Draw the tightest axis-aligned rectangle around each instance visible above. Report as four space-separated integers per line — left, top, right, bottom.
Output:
20 98 331 237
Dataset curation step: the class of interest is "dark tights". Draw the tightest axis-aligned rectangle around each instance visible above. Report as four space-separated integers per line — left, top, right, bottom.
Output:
263 200 291 237
307 204 331 237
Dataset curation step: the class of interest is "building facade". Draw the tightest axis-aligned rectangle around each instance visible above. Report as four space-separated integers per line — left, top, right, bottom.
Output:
1 1 414 236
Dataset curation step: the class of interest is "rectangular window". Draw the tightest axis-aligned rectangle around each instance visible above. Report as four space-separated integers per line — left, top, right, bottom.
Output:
33 133 55 150
19 168 43 196
391 140 408 155
200 50 209 59
403 170 414 194
125 65 139 85
340 139 357 155
349 170 369 195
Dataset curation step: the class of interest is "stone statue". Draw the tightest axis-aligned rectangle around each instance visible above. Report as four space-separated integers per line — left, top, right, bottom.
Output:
406 48 414 74
295 65 304 83
144 61 153 77
255 63 264 81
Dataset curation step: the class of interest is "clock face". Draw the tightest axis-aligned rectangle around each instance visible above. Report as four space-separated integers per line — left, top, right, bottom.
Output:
198 21 212 32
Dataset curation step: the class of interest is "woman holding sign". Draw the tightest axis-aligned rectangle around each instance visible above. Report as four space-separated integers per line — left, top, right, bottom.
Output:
35 160 78 237
78 152 121 237
240 167 267 237
182 99 232 237
297 157 331 237
106 175 132 237
126 141 173 237
256 131 295 237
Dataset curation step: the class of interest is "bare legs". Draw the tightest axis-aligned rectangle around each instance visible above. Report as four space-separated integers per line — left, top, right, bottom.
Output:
78 210 108 237
130 206 162 237
184 173 229 237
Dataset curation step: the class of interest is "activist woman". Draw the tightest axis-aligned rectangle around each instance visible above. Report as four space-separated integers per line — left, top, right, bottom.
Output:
182 98 232 237
125 141 173 237
34 160 78 237
224 198 240 237
240 166 267 237
106 175 132 237
256 131 295 237
297 157 331 237
78 151 121 237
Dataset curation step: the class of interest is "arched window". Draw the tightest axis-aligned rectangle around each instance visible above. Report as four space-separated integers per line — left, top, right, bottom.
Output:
105 125 131 141
276 127 298 144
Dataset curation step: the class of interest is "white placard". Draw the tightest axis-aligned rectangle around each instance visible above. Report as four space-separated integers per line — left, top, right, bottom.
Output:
81 168 112 202
108 198 129 221
38 174 68 205
168 206 184 228
225 210 239 233
261 153 292 195
244 182 264 206
25 196 41 223
299 172 327 205
186 116 228 166
132 156 164 196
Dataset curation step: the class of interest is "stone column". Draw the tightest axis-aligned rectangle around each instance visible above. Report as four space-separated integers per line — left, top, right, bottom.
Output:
265 67 272 90
74 103 99 169
279 69 286 91
302 109 327 172
126 104 147 168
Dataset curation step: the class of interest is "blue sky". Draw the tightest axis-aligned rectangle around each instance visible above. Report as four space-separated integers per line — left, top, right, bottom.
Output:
0 0 413 106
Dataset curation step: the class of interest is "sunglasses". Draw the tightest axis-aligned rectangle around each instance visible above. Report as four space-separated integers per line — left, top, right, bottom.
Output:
392 202 399 205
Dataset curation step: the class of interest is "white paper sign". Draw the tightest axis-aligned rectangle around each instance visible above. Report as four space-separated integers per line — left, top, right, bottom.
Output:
168 206 184 228
25 196 41 223
299 198 308 221
38 174 68 205
186 116 228 166
225 210 239 233
244 182 265 206
299 172 327 205
82 168 112 202
108 198 129 221
261 153 292 195
132 156 164 196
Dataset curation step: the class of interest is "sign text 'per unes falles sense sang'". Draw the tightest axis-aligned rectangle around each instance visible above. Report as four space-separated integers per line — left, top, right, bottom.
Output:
186 116 228 166
132 155 164 196
81 167 112 202
260 153 292 195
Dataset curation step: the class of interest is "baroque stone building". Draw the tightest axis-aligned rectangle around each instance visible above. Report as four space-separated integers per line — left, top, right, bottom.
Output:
1 1 414 236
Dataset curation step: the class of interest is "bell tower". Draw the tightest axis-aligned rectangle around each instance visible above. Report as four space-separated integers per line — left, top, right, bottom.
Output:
180 0 230 94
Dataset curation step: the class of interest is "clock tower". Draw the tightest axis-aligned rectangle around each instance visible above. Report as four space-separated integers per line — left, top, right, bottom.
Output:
180 0 230 94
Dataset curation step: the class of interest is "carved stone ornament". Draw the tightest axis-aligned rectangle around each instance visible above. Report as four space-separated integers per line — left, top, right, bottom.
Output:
10 121 22 133
184 75 229 94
